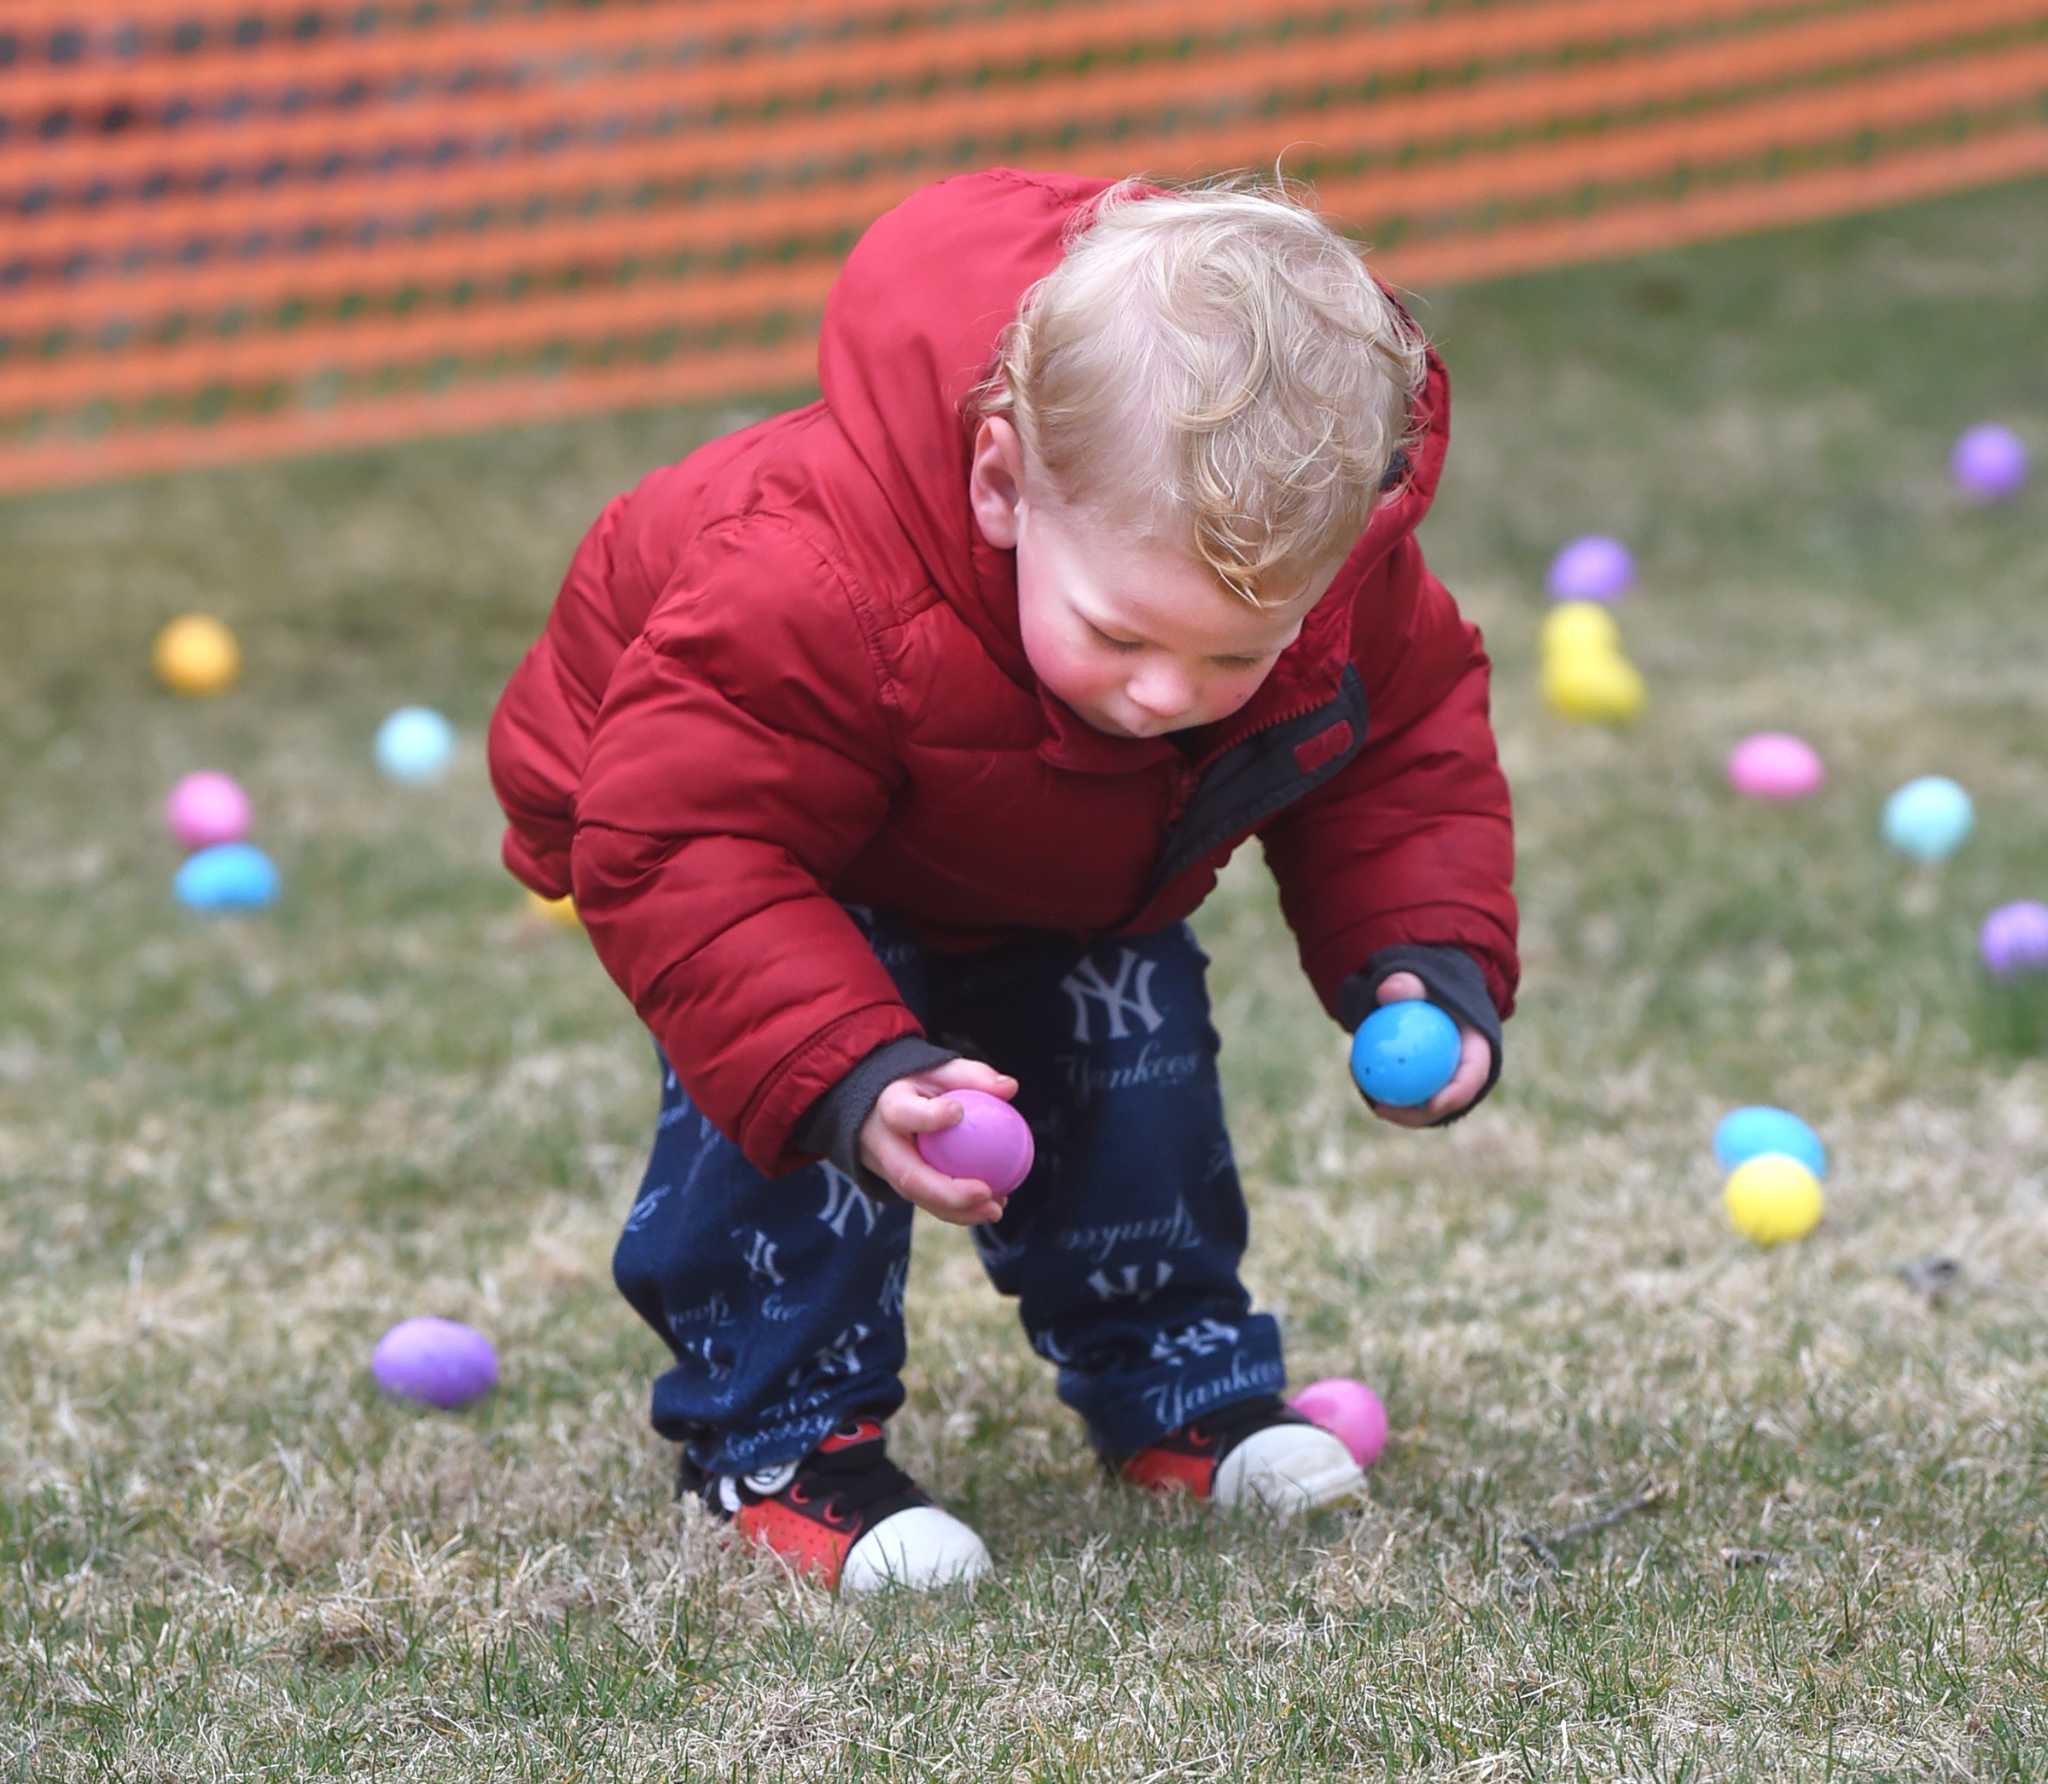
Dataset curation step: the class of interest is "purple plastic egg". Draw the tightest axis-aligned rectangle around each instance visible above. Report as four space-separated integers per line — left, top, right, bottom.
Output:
371 1316 499 1409
1727 732 1825 801
1950 424 2027 501
1979 901 2048 979
915 1089 1034 1197
164 770 251 850
1545 535 1635 603
1288 1376 1389 1470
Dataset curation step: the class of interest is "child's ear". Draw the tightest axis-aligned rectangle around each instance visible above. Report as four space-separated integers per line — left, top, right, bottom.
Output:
967 417 1026 550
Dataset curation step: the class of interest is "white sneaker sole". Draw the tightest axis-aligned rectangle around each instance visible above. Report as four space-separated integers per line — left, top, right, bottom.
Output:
840 1504 993 1592
1214 1424 1368 1520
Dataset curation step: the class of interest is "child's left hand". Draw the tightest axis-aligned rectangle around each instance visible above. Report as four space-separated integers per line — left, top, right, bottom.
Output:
1366 973 1492 1127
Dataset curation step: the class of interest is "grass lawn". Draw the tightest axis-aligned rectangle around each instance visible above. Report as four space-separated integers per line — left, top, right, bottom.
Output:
5 177 2047 1781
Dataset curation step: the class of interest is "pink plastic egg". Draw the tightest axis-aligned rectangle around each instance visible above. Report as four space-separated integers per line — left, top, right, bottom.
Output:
915 1089 1034 1197
164 771 251 850
1727 732 1825 801
1288 1376 1389 1470
371 1316 499 1409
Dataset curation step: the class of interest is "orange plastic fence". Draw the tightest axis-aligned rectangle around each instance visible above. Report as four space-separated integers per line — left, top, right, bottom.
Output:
5 0 2046 493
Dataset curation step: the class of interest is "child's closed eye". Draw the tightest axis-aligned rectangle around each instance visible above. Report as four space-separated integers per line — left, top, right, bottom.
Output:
1087 622 1145 654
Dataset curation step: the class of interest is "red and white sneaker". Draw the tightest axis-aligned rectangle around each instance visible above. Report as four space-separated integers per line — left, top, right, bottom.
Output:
680 1418 991 1592
1117 1393 1365 1519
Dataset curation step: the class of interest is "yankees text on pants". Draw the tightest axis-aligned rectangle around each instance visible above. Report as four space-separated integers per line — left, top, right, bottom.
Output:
611 912 1286 1475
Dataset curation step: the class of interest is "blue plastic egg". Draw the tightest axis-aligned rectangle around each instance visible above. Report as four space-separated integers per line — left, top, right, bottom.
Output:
1880 775 1973 863
174 842 280 912
1350 1001 1462 1107
374 706 456 783
1712 1105 1827 1179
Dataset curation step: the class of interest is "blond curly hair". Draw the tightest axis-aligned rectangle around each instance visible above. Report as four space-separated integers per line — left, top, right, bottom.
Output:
970 173 1428 608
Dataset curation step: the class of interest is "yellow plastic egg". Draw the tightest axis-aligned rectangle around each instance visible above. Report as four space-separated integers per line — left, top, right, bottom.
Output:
528 890 581 928
153 614 241 696
1542 648 1645 723
1540 601 1622 662
1723 1154 1824 1246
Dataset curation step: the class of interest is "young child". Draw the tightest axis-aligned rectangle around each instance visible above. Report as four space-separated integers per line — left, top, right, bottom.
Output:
488 167 1517 1593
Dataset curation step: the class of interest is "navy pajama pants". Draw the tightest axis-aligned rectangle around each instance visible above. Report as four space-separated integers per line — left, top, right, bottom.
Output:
611 909 1287 1477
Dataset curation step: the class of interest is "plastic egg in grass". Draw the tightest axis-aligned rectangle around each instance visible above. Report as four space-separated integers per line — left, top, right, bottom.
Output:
1724 1154 1824 1246
1545 535 1635 603
372 1317 499 1409
165 771 252 850
1288 1377 1388 1470
1542 649 1644 724
1881 776 1973 863
153 614 241 696
375 706 456 783
174 842 280 912
527 890 581 928
1539 600 1622 662
1713 1105 1827 1179
1950 424 2027 501
1979 901 2048 978
1727 732 1824 800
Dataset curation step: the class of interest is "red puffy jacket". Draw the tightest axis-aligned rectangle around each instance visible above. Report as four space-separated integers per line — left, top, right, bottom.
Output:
489 168 1516 1178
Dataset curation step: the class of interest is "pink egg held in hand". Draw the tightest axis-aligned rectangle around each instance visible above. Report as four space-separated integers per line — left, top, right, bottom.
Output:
164 770 251 849
1288 1377 1388 1470
1727 732 1825 800
915 1089 1034 1196
371 1316 499 1409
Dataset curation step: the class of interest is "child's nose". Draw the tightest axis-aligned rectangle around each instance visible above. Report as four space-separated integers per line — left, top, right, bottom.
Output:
1127 662 1196 719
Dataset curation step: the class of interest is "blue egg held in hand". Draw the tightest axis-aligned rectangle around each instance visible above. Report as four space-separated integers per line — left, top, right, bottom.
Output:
374 705 456 783
1351 1001 1462 1107
1712 1105 1827 1179
174 842 281 912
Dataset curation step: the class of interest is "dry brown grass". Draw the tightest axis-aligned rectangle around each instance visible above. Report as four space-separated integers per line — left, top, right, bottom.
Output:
5 181 2047 1780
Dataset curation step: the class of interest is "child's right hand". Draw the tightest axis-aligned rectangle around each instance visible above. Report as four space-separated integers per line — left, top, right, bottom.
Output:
858 1060 1020 1226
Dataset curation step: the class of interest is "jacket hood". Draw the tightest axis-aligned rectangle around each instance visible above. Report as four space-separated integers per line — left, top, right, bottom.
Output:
818 168 1103 675
816 167 1452 746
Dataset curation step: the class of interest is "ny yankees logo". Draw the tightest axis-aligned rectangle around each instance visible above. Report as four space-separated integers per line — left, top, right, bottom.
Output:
817 1162 884 1240
622 1182 671 1235
730 1226 786 1286
683 1336 734 1382
1086 1261 1176 1303
1148 1316 1240 1368
1029 1326 1074 1364
788 1323 870 1387
877 1253 908 1317
1061 947 1167 1044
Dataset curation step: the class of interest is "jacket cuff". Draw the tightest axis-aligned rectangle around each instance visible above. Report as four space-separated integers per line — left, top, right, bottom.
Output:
1337 944 1504 1125
793 1035 960 1196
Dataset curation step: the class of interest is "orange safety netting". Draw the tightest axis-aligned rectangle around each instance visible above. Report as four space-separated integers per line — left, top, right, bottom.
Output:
5 0 2045 492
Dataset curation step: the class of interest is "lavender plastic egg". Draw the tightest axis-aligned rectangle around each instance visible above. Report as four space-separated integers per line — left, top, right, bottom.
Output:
1545 535 1635 603
1950 425 2027 501
371 1316 499 1409
1979 901 2048 979
1727 732 1825 801
164 771 252 850
916 1089 1035 1196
